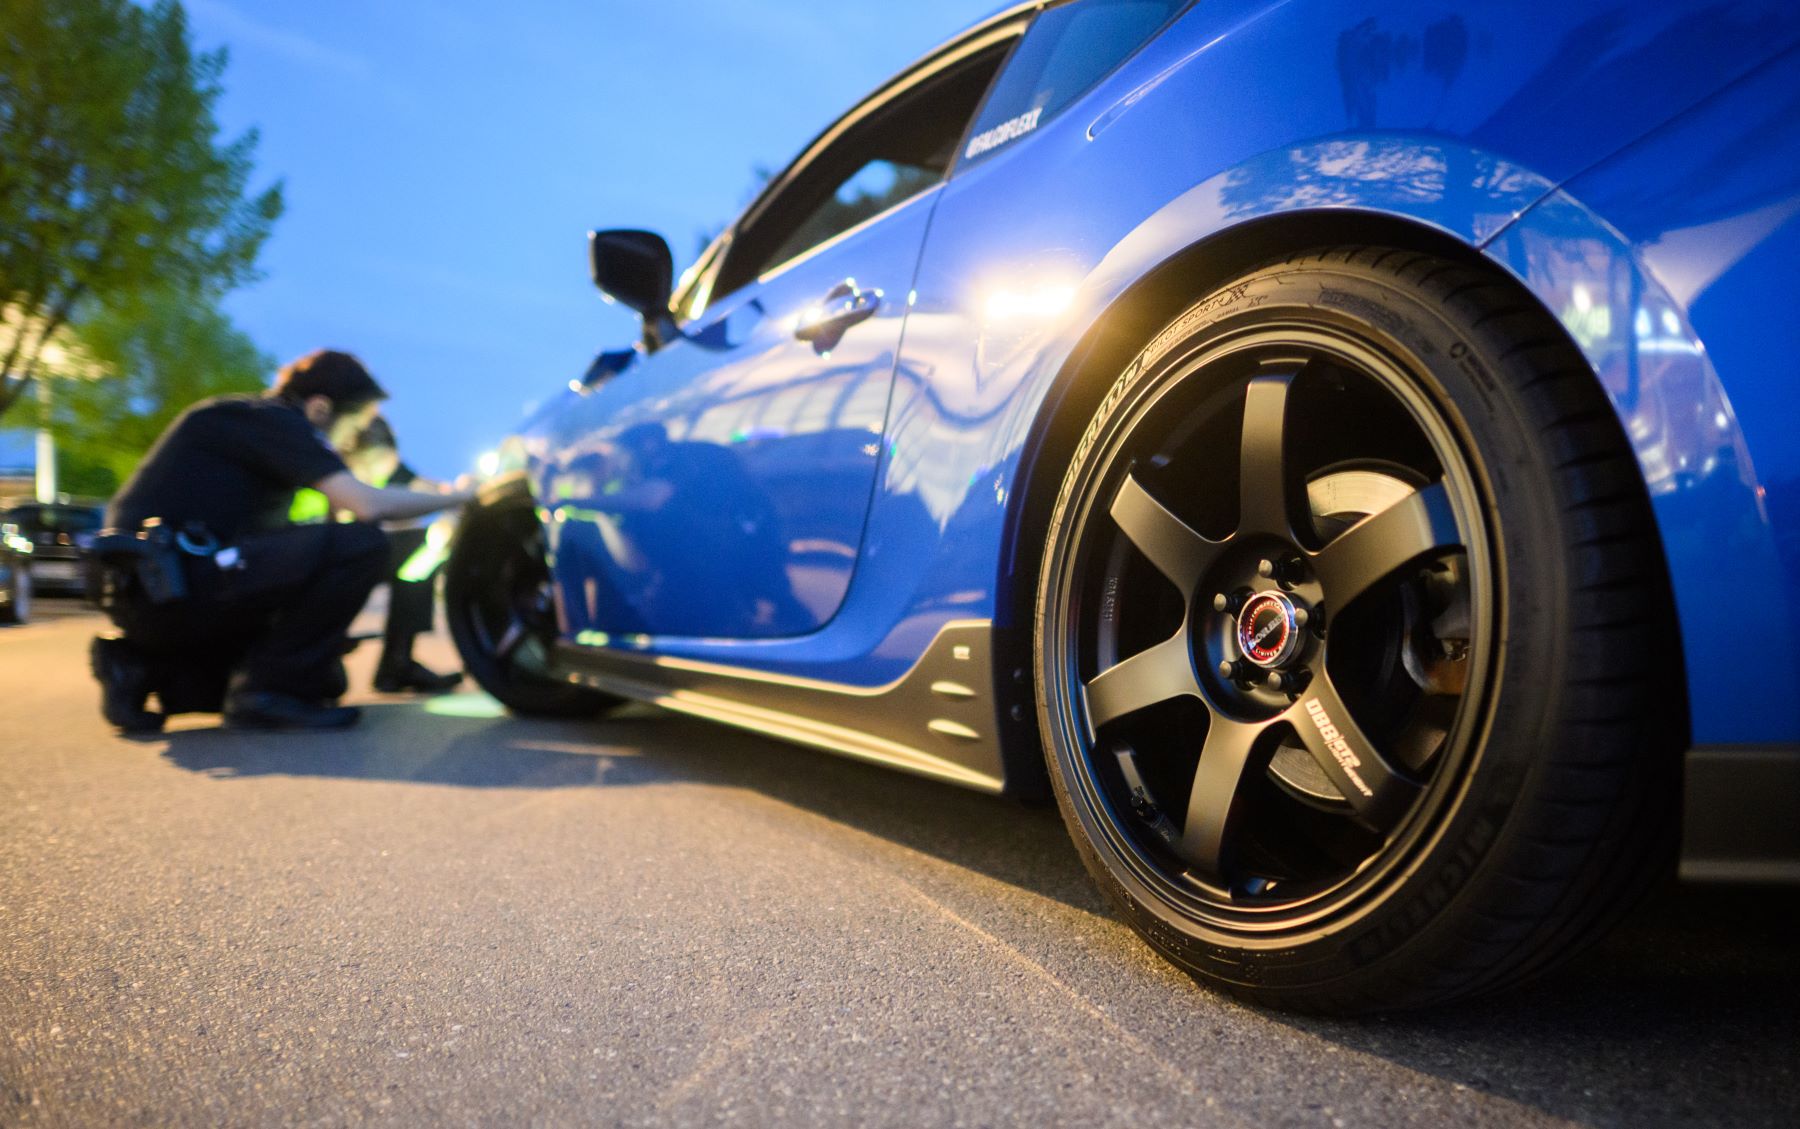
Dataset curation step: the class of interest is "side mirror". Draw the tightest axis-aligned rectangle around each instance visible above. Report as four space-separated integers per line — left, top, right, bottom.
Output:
588 229 673 318
574 347 638 392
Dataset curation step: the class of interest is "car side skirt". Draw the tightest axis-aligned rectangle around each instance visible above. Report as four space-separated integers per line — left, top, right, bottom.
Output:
553 619 1007 794
1681 745 1800 884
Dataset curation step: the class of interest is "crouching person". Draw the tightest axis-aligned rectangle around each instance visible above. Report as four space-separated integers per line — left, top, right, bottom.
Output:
89 350 474 732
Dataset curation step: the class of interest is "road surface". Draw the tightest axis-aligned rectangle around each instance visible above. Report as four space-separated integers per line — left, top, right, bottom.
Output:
3 603 1796 1127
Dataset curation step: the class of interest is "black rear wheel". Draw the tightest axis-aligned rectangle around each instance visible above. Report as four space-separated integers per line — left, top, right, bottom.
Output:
1035 248 1681 1013
445 502 619 719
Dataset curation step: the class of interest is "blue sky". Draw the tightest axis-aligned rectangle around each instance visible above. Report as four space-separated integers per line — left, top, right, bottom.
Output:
185 0 998 477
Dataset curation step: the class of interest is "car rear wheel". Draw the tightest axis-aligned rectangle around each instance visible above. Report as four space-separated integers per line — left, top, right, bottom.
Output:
1034 248 1681 1013
445 502 620 719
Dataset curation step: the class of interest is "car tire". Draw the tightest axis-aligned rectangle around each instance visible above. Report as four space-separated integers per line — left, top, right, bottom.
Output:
1034 247 1681 1013
1 562 31 625
445 501 621 719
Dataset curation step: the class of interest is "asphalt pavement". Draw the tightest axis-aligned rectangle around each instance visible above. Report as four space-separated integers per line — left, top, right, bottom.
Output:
3 602 1797 1128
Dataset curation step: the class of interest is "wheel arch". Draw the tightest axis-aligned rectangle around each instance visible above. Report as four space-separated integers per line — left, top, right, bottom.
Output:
988 207 1691 790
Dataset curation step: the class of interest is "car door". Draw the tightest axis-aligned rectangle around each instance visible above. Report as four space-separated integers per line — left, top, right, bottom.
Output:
541 26 1019 641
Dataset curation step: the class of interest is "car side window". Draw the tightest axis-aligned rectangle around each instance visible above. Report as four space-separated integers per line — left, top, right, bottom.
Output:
704 35 1017 306
762 159 942 275
961 0 1189 165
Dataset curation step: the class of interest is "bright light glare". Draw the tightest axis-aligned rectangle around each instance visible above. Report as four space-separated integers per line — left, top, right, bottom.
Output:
423 692 508 719
396 517 456 582
983 284 1076 322
477 450 501 478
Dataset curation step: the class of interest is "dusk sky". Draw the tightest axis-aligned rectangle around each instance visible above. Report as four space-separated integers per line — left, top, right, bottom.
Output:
185 0 997 477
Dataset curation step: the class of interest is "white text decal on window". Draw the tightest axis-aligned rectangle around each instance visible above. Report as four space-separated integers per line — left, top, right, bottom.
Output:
965 106 1045 159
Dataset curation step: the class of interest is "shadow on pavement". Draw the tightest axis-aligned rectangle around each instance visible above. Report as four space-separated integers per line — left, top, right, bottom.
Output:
156 693 1106 915
159 700 638 789
156 692 1800 1124
1283 882 1800 1124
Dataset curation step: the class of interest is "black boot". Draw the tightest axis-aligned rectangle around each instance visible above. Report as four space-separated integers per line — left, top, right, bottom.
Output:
374 631 461 694
222 689 361 731
373 658 463 695
90 635 164 734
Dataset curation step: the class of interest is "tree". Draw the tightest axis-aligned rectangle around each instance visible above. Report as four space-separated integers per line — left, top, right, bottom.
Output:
30 289 271 496
0 0 282 419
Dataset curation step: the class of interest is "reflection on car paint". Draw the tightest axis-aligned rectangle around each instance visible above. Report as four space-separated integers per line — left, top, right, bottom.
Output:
1489 44 1800 741
512 0 1800 749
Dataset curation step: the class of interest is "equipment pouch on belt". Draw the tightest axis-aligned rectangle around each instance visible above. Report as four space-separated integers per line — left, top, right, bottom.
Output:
89 519 212 605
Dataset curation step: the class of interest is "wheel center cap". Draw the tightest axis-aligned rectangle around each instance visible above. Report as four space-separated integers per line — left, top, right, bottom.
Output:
1236 590 1303 668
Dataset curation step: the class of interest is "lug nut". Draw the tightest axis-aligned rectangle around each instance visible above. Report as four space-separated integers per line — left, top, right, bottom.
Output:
1258 555 1305 588
1263 669 1312 696
1292 607 1309 628
1212 591 1241 614
1217 659 1248 682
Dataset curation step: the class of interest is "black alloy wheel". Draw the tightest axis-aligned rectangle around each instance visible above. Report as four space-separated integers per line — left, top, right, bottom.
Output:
445 503 619 719
1035 248 1681 1013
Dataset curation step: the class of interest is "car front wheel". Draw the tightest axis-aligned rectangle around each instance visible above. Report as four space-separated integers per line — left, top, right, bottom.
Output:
445 501 620 719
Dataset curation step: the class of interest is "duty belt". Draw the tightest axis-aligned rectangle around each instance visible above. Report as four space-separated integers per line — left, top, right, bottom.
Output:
89 519 234 605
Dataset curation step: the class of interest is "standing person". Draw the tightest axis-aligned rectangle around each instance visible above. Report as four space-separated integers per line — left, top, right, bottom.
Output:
340 416 462 694
90 349 474 732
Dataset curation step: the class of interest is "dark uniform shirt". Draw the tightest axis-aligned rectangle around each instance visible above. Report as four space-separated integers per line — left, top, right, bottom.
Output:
108 395 348 543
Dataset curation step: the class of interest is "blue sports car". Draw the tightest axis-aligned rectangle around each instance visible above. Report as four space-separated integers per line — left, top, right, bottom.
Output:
448 0 1800 1012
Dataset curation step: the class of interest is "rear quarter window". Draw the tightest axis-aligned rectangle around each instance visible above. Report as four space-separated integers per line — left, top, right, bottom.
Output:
961 0 1188 164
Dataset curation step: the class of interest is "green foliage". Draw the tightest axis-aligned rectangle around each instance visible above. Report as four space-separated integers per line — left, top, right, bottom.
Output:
0 0 282 418
43 445 116 498
38 289 271 495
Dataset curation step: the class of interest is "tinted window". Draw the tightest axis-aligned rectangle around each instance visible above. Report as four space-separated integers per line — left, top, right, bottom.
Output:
764 159 942 274
707 37 1015 303
961 0 1186 164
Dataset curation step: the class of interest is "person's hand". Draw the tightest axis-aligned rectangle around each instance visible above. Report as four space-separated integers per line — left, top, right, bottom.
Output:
433 478 477 507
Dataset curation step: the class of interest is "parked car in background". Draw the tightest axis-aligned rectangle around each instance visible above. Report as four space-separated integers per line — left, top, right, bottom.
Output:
0 527 28 625
0 500 105 596
447 0 1800 1012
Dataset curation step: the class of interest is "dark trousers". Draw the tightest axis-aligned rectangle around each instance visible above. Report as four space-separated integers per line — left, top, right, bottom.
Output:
379 527 436 669
107 522 387 705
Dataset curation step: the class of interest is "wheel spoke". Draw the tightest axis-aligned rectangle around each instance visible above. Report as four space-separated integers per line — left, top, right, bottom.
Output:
493 617 528 661
1177 715 1266 880
1083 630 1201 734
1237 372 1300 537
1287 671 1420 827
1309 481 1460 609
1109 473 1225 594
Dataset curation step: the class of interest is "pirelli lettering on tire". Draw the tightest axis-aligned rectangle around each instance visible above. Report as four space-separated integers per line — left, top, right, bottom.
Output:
1303 696 1375 798
965 106 1044 159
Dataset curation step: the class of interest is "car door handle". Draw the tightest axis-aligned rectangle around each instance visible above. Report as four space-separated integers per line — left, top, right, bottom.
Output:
794 280 881 351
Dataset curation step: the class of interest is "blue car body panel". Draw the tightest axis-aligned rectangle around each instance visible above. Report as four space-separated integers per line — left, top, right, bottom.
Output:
1490 43 1800 743
510 1 1800 781
537 190 936 641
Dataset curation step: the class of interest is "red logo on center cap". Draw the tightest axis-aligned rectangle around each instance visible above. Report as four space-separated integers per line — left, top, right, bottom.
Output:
1237 592 1298 667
